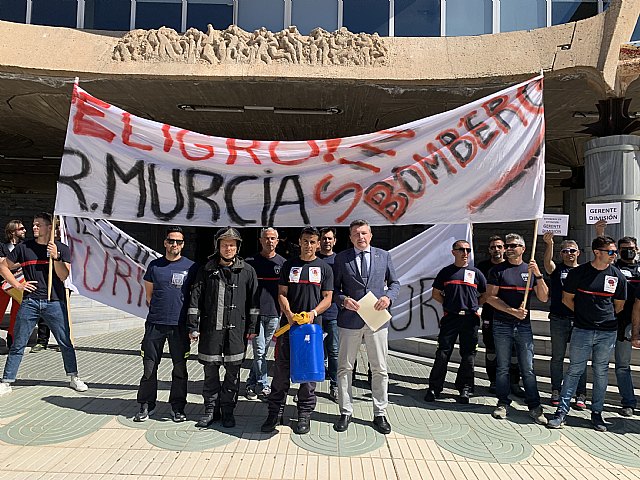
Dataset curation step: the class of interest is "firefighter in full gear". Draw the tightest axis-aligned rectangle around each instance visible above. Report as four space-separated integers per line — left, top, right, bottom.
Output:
188 227 259 428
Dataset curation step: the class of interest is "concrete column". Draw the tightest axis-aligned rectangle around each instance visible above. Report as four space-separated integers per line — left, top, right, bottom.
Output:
584 135 640 244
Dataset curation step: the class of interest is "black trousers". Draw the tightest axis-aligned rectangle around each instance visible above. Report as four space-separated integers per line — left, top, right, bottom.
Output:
137 323 190 410
202 363 241 411
482 319 521 385
429 313 479 393
267 333 316 417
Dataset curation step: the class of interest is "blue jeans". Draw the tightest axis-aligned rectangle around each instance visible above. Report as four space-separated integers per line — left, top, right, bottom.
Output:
558 327 616 414
247 315 278 392
549 314 587 395
3 298 78 382
323 316 339 387
493 320 541 409
615 323 637 408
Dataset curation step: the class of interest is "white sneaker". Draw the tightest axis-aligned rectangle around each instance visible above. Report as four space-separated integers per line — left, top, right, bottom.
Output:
70 376 88 392
0 382 12 397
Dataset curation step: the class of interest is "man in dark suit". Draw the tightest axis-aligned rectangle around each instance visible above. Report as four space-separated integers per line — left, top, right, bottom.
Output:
332 219 400 434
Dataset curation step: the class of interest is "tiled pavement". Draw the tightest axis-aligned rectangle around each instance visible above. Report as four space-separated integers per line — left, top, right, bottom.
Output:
1 328 640 479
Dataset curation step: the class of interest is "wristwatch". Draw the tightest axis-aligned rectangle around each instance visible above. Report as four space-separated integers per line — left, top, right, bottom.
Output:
534 274 543 279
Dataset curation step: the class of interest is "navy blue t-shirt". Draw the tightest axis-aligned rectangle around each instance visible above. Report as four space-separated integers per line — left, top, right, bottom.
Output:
476 259 501 323
615 260 640 325
279 257 334 327
563 262 627 331
317 252 338 321
549 263 575 317
488 261 538 324
246 252 285 317
7 239 70 301
143 256 197 325
433 263 486 314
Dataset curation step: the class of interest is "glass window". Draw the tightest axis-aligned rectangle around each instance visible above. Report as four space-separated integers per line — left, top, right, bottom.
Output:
187 0 233 31
633 15 640 42
31 0 77 27
84 0 131 30
238 0 284 33
135 0 182 31
343 0 388 36
552 0 598 25
0 0 27 22
394 0 439 37
446 0 491 36
291 0 338 35
500 0 546 32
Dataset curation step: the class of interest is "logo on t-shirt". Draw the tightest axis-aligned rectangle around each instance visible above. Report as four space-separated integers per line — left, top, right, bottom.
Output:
171 272 187 287
604 275 618 293
520 272 529 283
309 267 322 283
560 272 568 280
621 269 632 278
464 269 476 284
274 265 281 275
289 267 302 283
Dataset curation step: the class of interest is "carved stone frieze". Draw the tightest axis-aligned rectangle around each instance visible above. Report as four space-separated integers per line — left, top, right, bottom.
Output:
112 25 388 67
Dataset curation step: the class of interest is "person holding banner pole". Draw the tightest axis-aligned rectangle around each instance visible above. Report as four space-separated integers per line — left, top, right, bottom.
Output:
0 212 87 397
424 240 487 404
542 233 588 409
0 219 26 349
133 226 197 423
486 233 548 425
476 236 524 396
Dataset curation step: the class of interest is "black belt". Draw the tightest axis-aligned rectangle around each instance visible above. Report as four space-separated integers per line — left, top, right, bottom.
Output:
446 310 477 316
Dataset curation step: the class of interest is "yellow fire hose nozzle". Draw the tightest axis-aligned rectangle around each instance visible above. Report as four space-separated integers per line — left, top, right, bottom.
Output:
273 312 311 338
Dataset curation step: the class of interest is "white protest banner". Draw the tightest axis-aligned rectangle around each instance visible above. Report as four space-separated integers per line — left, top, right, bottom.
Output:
56 76 545 226
61 216 161 319
537 214 569 236
585 202 621 225
388 224 472 340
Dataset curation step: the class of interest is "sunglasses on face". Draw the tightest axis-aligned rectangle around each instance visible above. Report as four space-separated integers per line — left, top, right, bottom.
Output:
489 245 503 250
454 248 472 253
561 248 578 254
596 249 617 256
14 227 26 232
166 239 184 245
505 244 523 249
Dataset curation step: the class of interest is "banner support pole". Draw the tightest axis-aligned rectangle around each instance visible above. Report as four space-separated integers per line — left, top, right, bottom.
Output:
47 213 57 301
521 218 540 308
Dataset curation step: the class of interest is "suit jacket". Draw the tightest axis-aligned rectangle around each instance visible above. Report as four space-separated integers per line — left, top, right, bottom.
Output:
333 246 400 329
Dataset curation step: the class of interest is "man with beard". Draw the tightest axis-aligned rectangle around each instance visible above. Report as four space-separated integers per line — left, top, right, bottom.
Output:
486 233 548 425
542 233 587 410
476 236 523 396
0 219 26 348
548 236 626 431
0 213 88 396
188 227 259 428
261 226 333 435
423 240 486 404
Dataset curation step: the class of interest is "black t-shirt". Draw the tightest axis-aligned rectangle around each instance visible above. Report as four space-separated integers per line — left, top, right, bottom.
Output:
549 263 575 317
476 259 502 322
563 262 627 331
143 256 197 325
246 252 286 317
487 261 538 324
615 260 640 325
7 239 70 301
0 241 21 273
433 263 486 313
317 252 338 321
278 256 334 327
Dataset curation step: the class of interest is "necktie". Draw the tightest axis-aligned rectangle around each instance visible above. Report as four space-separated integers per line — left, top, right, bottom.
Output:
360 251 369 284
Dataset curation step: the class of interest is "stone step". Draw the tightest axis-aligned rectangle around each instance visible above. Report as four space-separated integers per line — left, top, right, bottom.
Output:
389 337 640 388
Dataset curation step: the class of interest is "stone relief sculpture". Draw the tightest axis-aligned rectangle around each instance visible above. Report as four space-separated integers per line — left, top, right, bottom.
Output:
113 25 388 66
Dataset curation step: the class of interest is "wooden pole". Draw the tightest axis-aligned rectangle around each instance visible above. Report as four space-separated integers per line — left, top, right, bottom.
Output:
521 219 540 308
47 214 57 301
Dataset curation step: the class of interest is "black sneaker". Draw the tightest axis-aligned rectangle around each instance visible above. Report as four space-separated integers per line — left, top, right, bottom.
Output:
458 387 470 404
591 412 610 432
170 409 187 423
295 416 311 435
329 386 339 404
423 389 439 402
261 414 279 433
221 410 236 428
134 402 156 422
